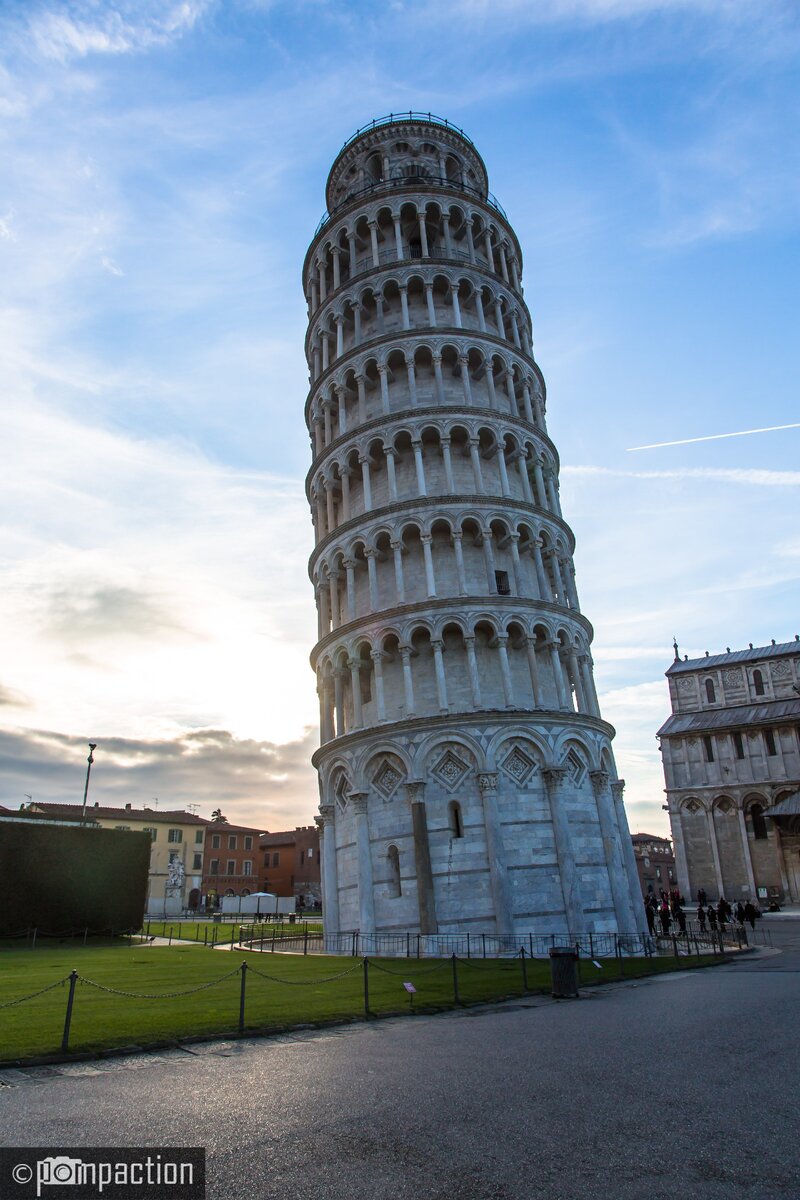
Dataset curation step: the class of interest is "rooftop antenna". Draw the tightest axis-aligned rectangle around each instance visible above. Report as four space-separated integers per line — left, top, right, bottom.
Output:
24 793 32 805
186 803 199 815
153 797 159 809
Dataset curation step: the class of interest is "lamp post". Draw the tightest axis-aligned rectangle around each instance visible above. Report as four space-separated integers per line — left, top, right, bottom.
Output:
80 743 97 824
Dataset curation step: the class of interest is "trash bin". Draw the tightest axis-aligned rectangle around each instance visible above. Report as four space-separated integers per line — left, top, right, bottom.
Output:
549 947 579 998
289 913 296 924
212 913 222 923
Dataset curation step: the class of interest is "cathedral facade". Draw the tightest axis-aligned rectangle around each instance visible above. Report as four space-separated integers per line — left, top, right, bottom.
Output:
304 115 641 937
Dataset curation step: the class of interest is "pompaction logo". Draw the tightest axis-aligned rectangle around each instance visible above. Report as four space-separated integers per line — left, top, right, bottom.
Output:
0 1149 205 1200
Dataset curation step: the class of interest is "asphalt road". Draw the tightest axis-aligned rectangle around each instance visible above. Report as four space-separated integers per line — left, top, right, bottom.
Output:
2 919 799 1200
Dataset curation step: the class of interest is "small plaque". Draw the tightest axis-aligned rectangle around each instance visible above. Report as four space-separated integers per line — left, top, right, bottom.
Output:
403 982 417 993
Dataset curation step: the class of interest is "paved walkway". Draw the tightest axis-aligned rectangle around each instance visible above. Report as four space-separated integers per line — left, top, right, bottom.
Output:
2 921 799 1199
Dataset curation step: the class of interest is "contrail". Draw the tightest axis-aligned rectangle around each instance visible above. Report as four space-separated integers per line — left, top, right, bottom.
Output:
627 423 800 452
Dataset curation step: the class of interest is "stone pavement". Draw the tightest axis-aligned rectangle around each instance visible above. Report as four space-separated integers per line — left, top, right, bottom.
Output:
2 921 799 1200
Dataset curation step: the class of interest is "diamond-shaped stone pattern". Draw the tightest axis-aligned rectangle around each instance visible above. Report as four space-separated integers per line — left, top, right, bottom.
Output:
501 746 537 786
432 750 470 791
373 761 402 799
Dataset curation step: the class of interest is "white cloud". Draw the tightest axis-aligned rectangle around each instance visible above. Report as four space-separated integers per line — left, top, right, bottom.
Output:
564 465 800 486
27 1 209 63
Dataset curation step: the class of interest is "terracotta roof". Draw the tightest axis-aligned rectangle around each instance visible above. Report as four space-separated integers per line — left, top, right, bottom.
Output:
632 833 671 843
667 639 800 675
206 822 267 836
260 830 297 846
29 802 210 825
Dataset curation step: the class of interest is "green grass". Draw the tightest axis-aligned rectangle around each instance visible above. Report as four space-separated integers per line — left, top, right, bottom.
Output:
0 943 722 1063
141 919 322 943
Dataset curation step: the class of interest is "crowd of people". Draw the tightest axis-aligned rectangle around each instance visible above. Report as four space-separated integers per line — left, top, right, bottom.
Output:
643 888 760 937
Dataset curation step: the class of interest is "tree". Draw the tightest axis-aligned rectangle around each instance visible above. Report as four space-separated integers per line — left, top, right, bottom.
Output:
210 808 228 823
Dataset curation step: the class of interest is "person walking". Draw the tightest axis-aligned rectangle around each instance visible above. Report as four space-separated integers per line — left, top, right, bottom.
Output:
697 904 707 933
645 900 656 935
736 901 746 925
676 906 687 935
698 887 707 906
659 901 671 936
707 903 718 931
744 900 757 931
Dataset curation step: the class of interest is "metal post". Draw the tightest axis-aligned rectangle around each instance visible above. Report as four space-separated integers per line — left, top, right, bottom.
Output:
482 933 486 959
303 926 309 956
168 927 173 946
616 934 623 980
204 927 208 946
520 946 528 993
230 928 235 950
467 932 471 959
31 928 37 951
79 743 97 824
83 928 88 946
238 962 247 1035
589 933 594 958
406 932 411 958
452 954 460 1004
61 970 78 1052
416 933 421 958
363 957 370 1017
529 932 534 958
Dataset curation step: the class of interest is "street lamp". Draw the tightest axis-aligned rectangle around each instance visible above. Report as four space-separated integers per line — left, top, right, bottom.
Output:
80 743 98 824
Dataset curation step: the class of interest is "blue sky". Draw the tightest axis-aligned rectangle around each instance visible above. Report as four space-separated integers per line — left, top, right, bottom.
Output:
0 0 798 833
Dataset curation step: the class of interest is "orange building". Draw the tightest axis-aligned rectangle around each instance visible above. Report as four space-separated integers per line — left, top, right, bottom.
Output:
203 820 267 907
260 825 321 909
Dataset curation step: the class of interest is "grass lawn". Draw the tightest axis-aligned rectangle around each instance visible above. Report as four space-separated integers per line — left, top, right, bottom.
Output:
141 919 323 943
0 942 721 1063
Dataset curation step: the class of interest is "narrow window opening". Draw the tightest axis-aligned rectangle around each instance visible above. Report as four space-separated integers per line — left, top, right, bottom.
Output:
764 729 777 756
703 736 714 763
733 731 744 760
753 669 765 697
705 678 716 703
750 804 768 840
495 570 511 595
387 845 401 897
449 801 463 839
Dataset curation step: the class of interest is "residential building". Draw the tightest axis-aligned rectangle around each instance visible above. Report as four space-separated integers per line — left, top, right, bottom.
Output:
26 802 209 914
658 638 800 903
202 820 266 906
631 833 676 898
260 826 321 908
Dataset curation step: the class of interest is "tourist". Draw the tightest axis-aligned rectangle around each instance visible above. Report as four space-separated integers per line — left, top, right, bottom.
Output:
676 906 687 935
736 901 745 925
697 904 707 932
645 901 655 935
659 902 671 935
744 901 757 931
707 904 718 931
698 887 707 906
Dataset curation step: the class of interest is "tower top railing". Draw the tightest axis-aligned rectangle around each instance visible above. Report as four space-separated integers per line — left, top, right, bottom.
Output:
337 112 476 154
313 175 507 241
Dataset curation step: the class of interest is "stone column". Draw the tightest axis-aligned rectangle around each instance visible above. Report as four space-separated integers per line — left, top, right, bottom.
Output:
668 803 693 900
412 439 427 495
356 374 367 422
351 792 375 933
340 468 351 522
408 781 438 934
452 532 467 595
348 658 363 729
317 805 339 936
371 650 387 722
400 645 416 715
328 570 340 629
359 454 373 510
533 539 551 600
421 534 437 597
474 289 487 332
344 558 357 621
525 637 542 708
543 767 585 936
496 635 514 708
486 365 498 410
347 232 357 276
378 365 390 414
393 214 403 260
425 283 437 327
333 667 345 736
521 384 534 424
736 804 757 899
418 213 429 257
548 641 570 711
368 221 380 267
321 676 334 743
441 437 456 492
391 540 406 602
496 447 512 496
478 772 514 937
399 284 410 330
705 806 725 899
442 212 452 255
432 354 445 404
365 549 379 610
508 533 523 593
451 283 462 327
468 439 485 492
406 357 418 406
568 649 587 713
465 635 482 707
385 447 398 500
459 357 473 406
611 779 647 923
431 638 449 713
590 770 638 935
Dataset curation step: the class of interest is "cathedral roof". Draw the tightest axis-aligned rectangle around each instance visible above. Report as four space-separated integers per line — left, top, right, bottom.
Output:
667 639 799 675
657 696 800 738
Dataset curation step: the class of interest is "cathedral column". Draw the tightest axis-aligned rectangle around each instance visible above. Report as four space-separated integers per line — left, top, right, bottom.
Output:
736 805 757 899
543 767 585 937
365 549 379 609
548 641 570 710
425 283 437 327
328 570 340 628
356 374 367 422
474 289 487 332
418 213 429 257
705 806 725 900
451 283 462 327
468 438 485 492
407 781 437 934
533 539 552 600
496 635 515 707
393 214 403 260
525 637 542 708
669 803 692 901
459 356 473 405
441 437 456 492
590 771 638 935
350 792 376 933
521 384 534 424
412 439 427 495
568 649 587 713
359 454 373 510
496 447 512 497
508 533 523 593
368 220 380 267
432 354 446 404
378 365 390 414
421 534 437 597
399 284 410 330
333 667 345 735
317 805 339 936
344 558 357 621
406 356 418 406
478 772 514 937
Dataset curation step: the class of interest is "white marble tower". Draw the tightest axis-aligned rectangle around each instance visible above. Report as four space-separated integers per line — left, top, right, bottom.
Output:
304 114 641 938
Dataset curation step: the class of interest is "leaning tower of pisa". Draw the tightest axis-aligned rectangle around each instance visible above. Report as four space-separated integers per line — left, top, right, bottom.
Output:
305 114 642 939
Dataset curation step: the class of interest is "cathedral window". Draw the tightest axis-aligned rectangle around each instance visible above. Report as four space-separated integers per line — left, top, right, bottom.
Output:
764 729 777 756
733 731 744 760
387 845 401 897
753 669 765 696
705 678 716 703
703 736 714 763
750 804 768 840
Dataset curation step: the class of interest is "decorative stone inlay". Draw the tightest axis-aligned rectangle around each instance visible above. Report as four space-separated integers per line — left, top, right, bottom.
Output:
677 678 696 693
372 760 403 800
500 745 537 786
564 748 586 785
723 669 743 686
334 776 350 812
771 660 791 678
432 748 471 791
683 799 702 814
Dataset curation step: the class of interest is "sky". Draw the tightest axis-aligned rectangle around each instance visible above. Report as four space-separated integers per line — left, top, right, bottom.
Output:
0 0 798 835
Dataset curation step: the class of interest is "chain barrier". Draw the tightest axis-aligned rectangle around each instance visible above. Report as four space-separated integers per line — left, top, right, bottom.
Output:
244 961 363 986
453 955 520 971
0 976 71 1009
368 958 451 978
77 967 242 1000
